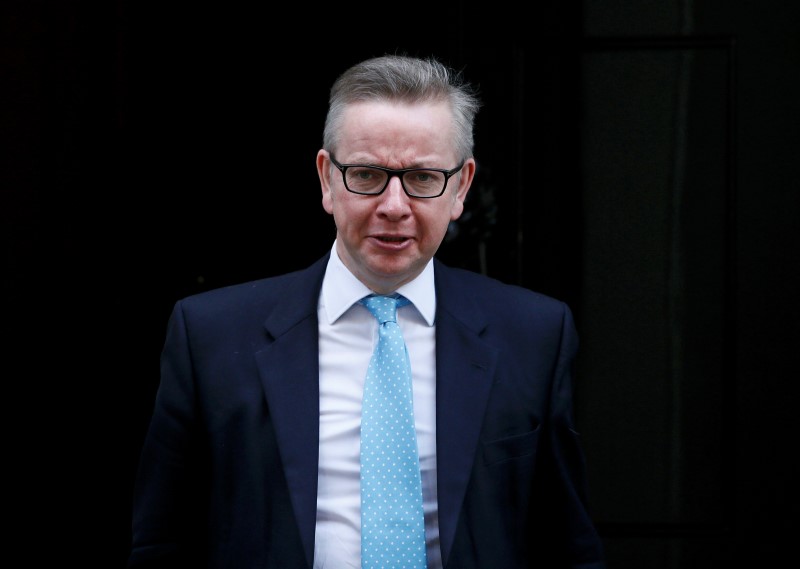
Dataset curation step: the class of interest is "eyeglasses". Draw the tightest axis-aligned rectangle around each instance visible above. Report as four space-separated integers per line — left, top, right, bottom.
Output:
330 155 465 199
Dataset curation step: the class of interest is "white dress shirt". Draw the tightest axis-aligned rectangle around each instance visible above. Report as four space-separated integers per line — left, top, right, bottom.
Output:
313 242 442 568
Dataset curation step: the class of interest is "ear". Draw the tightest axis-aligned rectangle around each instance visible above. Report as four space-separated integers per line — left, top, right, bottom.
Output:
449 158 476 221
317 150 334 215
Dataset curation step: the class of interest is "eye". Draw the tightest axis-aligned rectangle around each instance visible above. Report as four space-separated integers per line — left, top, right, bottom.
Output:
357 170 376 181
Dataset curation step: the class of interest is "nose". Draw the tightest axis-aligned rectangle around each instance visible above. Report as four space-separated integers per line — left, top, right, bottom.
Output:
376 175 411 216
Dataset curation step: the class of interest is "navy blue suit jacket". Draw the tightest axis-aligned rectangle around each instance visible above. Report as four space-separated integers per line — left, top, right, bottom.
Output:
128 253 606 568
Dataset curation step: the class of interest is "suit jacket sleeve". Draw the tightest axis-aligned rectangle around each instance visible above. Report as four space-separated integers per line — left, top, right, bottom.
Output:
127 300 209 568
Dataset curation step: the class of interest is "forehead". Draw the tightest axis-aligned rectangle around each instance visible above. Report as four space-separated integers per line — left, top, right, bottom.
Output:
338 100 455 161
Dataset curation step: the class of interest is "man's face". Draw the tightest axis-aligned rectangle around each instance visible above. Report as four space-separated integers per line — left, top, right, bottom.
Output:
317 100 475 294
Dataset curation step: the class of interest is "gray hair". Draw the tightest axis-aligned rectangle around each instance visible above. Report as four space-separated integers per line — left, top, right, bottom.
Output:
322 54 482 162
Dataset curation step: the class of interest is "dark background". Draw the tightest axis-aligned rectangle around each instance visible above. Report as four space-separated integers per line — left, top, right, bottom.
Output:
4 1 798 567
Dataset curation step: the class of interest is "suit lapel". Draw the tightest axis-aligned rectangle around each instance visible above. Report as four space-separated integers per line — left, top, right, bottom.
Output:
254 255 328 568
433 261 498 564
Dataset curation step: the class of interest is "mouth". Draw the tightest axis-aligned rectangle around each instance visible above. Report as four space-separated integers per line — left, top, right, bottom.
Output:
376 236 408 243
369 234 412 249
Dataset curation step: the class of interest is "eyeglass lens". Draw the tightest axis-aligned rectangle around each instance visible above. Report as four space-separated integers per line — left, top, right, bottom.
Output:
344 166 446 197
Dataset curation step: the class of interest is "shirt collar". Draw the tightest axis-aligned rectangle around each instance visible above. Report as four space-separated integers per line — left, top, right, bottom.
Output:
321 240 436 326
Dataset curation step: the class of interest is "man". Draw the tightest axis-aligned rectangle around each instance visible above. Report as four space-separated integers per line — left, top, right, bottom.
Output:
128 54 606 568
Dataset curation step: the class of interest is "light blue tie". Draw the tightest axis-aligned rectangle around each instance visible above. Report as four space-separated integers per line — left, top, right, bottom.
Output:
359 294 427 569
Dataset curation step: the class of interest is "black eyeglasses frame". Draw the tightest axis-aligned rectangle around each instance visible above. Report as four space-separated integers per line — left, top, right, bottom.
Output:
329 154 465 199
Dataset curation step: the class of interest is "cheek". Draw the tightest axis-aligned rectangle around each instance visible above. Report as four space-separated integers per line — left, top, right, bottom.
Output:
325 186 353 218
419 205 458 242
331 193 370 227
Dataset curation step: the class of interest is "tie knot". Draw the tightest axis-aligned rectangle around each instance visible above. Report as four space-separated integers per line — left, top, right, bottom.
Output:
360 294 410 324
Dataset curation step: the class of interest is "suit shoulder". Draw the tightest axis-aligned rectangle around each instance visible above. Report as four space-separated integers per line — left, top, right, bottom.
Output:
440 264 569 311
173 258 325 323
180 271 298 305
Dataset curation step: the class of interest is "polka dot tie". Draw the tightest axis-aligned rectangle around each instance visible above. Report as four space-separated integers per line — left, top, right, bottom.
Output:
359 294 428 569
